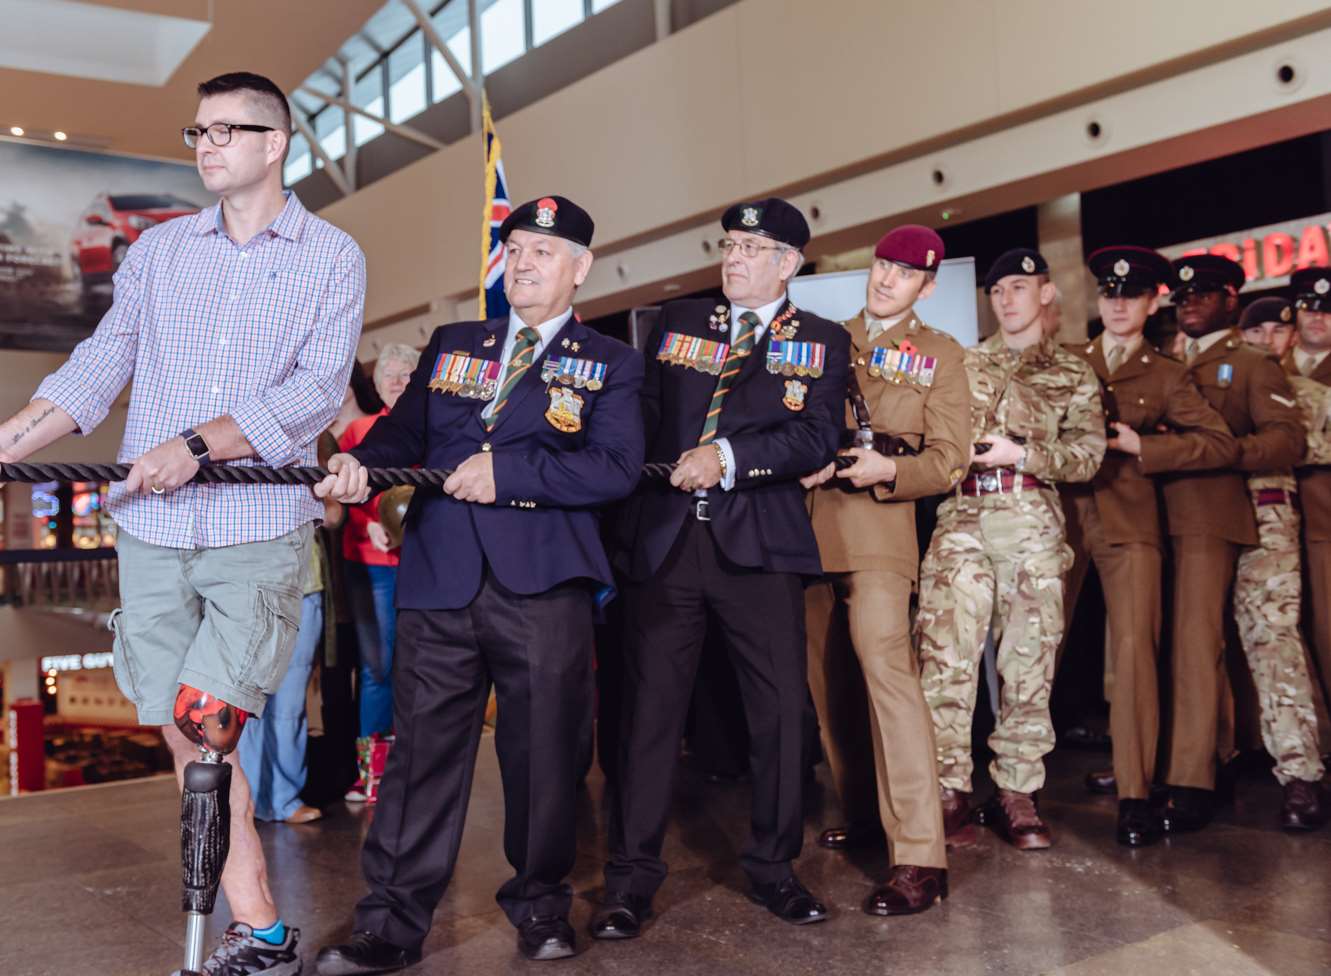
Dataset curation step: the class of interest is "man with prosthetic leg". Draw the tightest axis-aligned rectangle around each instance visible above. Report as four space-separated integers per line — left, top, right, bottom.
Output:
0 72 365 975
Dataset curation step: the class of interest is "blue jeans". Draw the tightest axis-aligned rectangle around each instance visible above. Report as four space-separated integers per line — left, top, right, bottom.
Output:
238 592 323 821
347 560 398 737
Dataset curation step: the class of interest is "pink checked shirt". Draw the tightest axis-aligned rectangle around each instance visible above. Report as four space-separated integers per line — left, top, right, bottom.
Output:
35 192 365 550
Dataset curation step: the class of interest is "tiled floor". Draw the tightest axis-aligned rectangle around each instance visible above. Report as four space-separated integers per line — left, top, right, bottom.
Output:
2 742 1328 976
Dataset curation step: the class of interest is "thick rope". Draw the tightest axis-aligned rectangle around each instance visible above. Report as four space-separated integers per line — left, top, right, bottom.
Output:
0 456 850 489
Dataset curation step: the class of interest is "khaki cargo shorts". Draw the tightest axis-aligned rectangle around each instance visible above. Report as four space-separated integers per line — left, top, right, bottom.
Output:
110 525 313 725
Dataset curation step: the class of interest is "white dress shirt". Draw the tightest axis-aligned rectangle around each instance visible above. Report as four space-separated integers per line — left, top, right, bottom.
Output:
482 307 573 419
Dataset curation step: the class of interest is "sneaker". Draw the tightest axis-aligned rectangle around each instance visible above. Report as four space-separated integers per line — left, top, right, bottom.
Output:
344 780 369 803
173 921 301 975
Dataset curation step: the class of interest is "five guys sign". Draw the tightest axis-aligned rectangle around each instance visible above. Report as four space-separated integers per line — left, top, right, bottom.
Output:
1160 212 1331 291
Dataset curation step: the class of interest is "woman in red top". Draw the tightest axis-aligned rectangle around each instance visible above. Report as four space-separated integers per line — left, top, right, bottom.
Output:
338 343 419 798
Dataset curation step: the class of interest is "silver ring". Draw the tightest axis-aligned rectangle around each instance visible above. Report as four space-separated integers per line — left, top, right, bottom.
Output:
151 484 165 495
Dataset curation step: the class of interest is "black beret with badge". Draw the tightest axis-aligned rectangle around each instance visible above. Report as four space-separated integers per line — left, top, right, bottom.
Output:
983 247 1048 292
499 195 595 248
1169 253 1245 297
721 197 811 250
1238 296 1294 331
1290 266 1331 313
1088 245 1171 298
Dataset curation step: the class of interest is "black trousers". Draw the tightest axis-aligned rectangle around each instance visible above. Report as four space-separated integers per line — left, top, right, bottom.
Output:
606 518 809 898
353 571 594 951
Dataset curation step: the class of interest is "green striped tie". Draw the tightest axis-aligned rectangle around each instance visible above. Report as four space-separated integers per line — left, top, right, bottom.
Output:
485 326 541 430
698 311 759 445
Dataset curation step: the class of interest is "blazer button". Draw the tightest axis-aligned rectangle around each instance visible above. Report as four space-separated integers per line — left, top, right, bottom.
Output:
1138 397 1145 404
481 442 492 452
1106 384 1115 393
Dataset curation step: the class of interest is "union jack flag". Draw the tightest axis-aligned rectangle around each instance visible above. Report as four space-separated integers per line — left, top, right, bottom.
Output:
479 92 510 319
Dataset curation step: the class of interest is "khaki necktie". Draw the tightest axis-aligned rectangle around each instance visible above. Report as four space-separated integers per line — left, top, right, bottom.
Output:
867 318 885 344
1186 339 1200 365
1106 343 1125 375
1300 353 1314 377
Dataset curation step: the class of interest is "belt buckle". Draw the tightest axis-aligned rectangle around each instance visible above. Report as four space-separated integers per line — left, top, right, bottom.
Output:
694 498 711 521
979 471 1001 494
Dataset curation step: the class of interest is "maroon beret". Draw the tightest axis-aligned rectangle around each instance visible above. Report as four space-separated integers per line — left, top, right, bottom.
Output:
874 225 944 271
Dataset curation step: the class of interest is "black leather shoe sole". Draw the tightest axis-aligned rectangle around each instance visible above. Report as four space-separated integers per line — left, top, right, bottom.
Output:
747 893 828 925
589 909 646 940
520 938 576 961
316 950 415 976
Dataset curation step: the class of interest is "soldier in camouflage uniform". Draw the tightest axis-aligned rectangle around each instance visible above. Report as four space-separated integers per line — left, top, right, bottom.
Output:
915 248 1105 850
1235 296 1327 830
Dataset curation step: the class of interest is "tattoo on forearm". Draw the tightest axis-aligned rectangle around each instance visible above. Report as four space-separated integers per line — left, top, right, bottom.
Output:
10 405 56 448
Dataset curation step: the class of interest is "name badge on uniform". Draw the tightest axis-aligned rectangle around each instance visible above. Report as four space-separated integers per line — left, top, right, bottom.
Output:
765 340 826 378
545 386 585 432
541 355 608 391
657 331 728 376
1217 363 1234 389
429 351 503 400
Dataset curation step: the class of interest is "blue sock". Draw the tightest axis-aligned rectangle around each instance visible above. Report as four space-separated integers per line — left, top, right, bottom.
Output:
252 920 286 945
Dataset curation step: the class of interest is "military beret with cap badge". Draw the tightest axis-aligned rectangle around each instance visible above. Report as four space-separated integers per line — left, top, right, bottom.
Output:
1238 296 1294 331
1088 245 1171 298
1290 266 1331 312
499 195 595 248
875 224 945 271
983 247 1048 292
721 197 811 250
1169 253 1244 297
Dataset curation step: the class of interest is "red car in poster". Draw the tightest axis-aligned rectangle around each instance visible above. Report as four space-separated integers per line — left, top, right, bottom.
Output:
69 192 199 295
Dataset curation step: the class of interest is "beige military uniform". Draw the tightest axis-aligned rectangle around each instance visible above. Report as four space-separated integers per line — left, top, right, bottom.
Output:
1230 374 1330 784
1060 333 1237 800
806 312 970 869
1160 330 1306 791
916 333 1105 795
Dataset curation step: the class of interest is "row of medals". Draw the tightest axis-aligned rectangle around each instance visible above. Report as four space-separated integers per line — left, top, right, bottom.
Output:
543 364 604 391
706 303 816 378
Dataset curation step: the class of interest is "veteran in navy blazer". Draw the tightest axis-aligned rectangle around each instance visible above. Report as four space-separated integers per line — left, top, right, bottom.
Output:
595 198 849 941
316 196 643 973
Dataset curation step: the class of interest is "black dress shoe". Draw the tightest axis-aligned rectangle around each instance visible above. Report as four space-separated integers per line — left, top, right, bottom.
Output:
1085 768 1117 795
864 865 948 916
1116 798 1161 847
517 916 576 961
1160 786 1214 834
817 823 886 850
589 892 652 940
749 875 828 925
1281 779 1327 831
316 931 418 976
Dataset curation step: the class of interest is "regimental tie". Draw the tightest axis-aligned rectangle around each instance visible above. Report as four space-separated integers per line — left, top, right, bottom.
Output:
1106 342 1125 375
484 326 541 430
698 311 759 445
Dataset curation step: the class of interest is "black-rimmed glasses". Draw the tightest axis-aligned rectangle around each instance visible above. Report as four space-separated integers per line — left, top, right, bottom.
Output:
182 123 276 149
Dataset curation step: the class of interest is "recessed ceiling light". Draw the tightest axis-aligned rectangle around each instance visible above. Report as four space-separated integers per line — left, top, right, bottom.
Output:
53 131 67 141
10 126 24 137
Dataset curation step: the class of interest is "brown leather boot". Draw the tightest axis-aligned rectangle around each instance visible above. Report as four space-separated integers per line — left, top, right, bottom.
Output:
1281 779 1327 831
990 789 1052 850
940 787 977 846
863 865 948 916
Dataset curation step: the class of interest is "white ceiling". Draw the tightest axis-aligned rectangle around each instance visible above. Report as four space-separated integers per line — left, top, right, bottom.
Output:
0 0 211 86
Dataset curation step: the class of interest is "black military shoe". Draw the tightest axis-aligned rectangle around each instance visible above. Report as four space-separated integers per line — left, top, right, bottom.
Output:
1085 768 1117 795
517 916 576 961
1116 798 1161 847
1281 779 1327 831
1160 786 1214 834
749 875 828 925
589 892 652 940
817 822 885 850
316 931 417 976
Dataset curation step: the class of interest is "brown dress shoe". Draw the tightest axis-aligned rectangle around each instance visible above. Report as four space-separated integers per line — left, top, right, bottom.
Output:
1281 779 1327 831
1084 768 1117 795
863 865 948 916
990 789 1052 850
284 804 324 825
939 787 977 846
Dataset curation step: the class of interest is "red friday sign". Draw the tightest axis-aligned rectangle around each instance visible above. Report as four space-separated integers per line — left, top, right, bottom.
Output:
1159 213 1331 291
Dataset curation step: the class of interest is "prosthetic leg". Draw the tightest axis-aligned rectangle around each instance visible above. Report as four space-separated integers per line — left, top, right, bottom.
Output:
173 685 249 976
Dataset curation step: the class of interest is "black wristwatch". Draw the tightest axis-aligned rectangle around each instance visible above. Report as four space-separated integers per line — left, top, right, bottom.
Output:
180 427 212 465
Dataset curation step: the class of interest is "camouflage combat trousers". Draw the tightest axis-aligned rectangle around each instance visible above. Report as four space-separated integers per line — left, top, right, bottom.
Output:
916 488 1072 794
1233 501 1326 784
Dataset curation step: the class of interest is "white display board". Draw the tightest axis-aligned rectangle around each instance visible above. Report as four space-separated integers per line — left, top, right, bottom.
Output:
787 257 978 346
